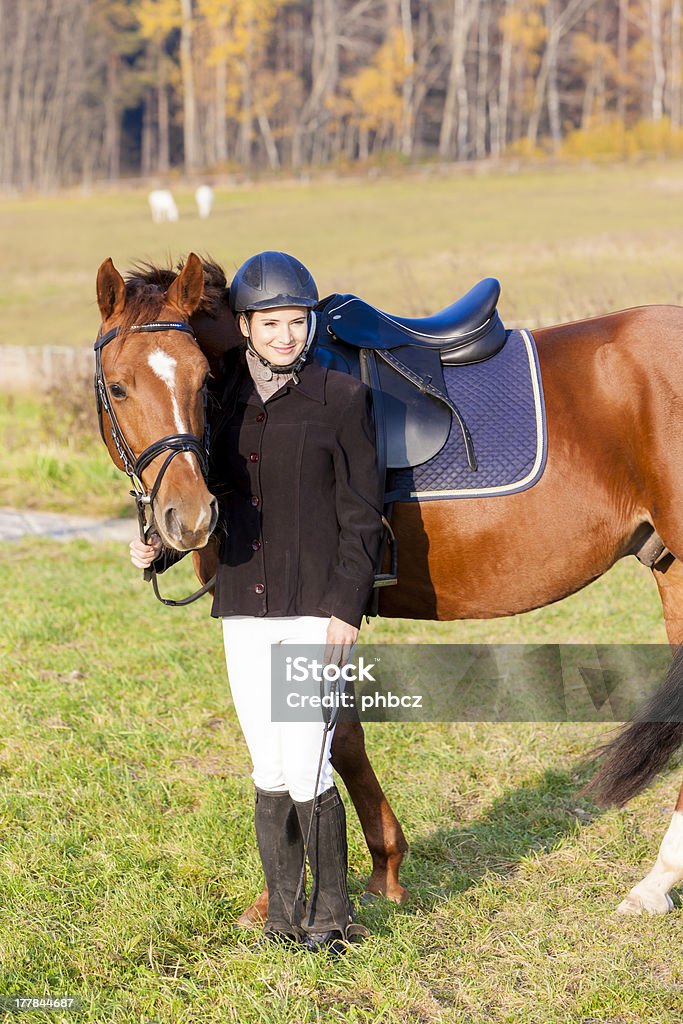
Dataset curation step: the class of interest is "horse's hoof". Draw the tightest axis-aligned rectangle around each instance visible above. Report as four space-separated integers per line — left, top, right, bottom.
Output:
364 882 409 904
616 889 674 915
359 891 378 906
386 884 409 904
234 906 266 930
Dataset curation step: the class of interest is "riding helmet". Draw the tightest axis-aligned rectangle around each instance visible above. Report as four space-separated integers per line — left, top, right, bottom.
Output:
230 251 319 313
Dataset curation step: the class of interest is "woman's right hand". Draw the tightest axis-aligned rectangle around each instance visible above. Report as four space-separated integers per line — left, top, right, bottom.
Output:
129 532 163 569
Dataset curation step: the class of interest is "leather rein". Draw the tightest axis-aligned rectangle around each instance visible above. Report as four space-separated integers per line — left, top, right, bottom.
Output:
94 320 216 606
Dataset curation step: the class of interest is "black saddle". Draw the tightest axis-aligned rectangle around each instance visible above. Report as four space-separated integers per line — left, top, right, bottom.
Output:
315 278 507 471
323 278 505 365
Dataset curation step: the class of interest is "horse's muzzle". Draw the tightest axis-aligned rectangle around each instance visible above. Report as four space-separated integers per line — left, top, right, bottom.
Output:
158 495 218 551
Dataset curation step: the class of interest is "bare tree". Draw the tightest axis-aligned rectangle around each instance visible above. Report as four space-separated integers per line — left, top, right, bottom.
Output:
528 0 597 150
180 0 199 172
474 0 491 159
399 0 416 156
617 0 629 122
494 0 513 156
649 0 665 120
292 0 340 167
672 0 682 128
439 0 479 159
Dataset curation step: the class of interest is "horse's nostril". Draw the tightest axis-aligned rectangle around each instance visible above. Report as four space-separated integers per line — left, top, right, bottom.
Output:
164 506 182 540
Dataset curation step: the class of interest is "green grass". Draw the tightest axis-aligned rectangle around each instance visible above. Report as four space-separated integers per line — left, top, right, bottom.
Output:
1 542 682 1023
2 161 683 349
0 394 129 516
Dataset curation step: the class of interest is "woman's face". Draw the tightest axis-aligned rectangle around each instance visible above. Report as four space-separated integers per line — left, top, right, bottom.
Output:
241 307 309 365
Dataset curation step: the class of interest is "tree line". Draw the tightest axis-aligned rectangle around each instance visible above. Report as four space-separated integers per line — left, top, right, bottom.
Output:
1 0 682 191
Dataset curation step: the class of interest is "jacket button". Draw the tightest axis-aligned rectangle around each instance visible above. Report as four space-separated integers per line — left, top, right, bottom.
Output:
254 583 265 595
251 539 261 551
249 452 259 462
256 413 265 422
250 495 260 507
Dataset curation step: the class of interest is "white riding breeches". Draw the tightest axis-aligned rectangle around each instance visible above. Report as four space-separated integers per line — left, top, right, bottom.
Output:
221 615 336 802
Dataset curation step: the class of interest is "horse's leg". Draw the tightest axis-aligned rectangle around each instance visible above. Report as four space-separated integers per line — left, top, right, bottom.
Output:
621 352 683 915
654 555 683 645
615 557 683 914
235 888 269 929
616 802 683 915
331 720 409 903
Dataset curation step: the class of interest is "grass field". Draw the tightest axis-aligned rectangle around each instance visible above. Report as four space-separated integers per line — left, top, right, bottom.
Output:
3 164 683 1022
4 159 683 516
2 160 683 349
1 543 682 1023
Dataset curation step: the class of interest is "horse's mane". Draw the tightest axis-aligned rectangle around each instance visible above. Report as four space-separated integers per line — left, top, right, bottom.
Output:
121 256 229 332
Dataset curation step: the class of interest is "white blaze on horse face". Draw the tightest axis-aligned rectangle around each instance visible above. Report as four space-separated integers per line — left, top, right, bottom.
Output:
148 349 181 426
616 810 683 915
147 348 199 478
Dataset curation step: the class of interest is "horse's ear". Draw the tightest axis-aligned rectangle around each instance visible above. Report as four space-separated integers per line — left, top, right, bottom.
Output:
96 258 126 321
166 252 204 317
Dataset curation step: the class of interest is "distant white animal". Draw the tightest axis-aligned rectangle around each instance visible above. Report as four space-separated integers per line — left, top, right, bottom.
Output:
148 189 179 224
195 184 214 219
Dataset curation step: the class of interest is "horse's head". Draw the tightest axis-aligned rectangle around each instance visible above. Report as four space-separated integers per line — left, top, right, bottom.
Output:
95 253 218 551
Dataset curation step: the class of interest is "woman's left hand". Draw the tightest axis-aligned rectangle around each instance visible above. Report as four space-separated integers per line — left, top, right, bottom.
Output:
325 615 359 668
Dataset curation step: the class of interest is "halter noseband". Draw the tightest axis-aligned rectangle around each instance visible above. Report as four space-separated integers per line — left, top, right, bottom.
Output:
94 320 215 606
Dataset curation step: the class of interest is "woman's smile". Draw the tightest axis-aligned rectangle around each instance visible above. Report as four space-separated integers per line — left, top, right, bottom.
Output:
241 307 309 365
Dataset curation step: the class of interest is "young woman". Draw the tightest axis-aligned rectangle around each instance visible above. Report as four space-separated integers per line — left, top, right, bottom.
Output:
130 251 384 953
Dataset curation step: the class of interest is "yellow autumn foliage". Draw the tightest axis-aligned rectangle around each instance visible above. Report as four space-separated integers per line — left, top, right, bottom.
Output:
560 118 683 159
499 1 547 74
342 28 413 136
572 32 620 81
136 0 181 39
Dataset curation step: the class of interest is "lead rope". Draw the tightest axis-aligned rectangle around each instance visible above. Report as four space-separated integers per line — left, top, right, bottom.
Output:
292 678 369 945
291 671 368 944
292 681 338 936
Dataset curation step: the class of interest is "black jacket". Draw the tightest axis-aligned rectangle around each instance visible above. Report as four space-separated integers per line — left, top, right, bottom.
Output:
202 351 383 627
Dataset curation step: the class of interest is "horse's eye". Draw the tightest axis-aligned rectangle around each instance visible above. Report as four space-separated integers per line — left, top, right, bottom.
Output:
109 383 127 399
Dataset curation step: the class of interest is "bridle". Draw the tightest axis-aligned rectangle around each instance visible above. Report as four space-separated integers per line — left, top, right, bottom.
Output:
94 319 216 606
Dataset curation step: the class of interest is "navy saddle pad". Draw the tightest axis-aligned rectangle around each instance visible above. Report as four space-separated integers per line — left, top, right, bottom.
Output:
385 329 547 502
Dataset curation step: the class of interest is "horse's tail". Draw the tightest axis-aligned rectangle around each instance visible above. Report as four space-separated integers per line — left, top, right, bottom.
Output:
581 646 683 806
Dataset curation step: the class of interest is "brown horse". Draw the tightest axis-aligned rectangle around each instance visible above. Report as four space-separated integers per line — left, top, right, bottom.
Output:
96 254 683 920
95 254 217 554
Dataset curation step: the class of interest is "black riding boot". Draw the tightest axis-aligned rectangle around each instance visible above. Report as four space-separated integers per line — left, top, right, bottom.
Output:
294 785 359 954
254 787 306 943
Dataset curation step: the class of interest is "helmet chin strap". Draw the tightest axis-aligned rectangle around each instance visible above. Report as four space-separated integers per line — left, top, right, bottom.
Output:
244 311 317 379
